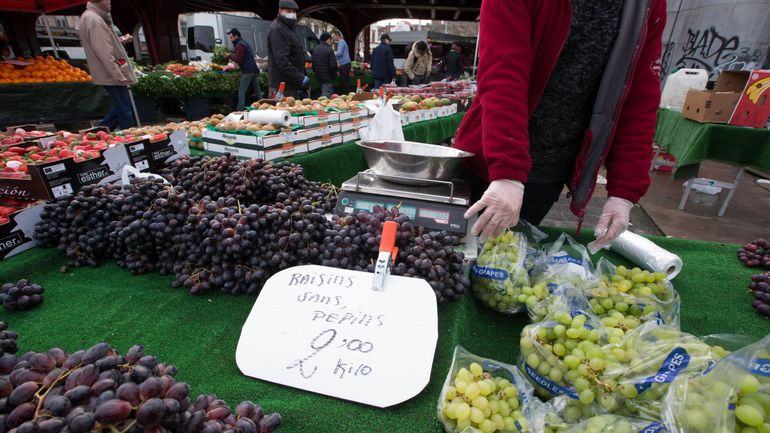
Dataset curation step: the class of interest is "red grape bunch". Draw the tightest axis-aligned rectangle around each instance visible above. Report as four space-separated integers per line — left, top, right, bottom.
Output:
0 341 282 433
750 272 770 317
0 321 18 356
737 239 770 269
1 280 44 311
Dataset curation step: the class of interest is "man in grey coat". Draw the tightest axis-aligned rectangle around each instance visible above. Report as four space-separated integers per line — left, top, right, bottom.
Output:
79 0 137 130
266 0 308 98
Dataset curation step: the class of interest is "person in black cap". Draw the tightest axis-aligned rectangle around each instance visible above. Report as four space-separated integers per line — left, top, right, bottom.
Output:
370 33 395 90
266 0 308 98
312 32 338 98
227 28 261 110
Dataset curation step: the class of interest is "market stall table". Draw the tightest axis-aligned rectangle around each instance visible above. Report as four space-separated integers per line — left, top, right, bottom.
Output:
190 112 466 186
654 108 770 215
0 82 113 127
0 229 764 433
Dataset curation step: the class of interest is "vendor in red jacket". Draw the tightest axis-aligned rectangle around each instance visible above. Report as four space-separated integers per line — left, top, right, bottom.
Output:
456 0 665 248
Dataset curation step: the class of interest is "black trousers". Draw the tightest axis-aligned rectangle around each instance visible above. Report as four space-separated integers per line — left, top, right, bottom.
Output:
338 63 351 94
463 172 564 226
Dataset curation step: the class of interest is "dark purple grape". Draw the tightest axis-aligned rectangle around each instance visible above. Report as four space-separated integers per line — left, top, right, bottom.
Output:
236 418 257 433
116 382 141 406
756 303 770 317
43 395 72 417
37 418 65 433
139 377 162 400
16 420 38 433
94 399 132 423
137 398 165 427
9 381 38 405
7 402 36 428
257 414 281 433
64 385 92 404
68 412 95 433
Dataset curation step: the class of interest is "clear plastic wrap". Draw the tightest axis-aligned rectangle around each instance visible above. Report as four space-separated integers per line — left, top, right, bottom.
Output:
588 259 681 329
663 333 770 433
523 234 596 323
558 414 667 433
518 288 609 403
597 322 729 420
536 233 597 292
472 230 531 314
438 345 537 433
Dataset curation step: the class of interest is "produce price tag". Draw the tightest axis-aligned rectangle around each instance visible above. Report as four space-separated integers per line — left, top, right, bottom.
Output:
236 265 438 407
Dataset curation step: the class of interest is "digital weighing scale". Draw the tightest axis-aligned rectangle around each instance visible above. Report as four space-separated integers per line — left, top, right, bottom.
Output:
337 170 471 235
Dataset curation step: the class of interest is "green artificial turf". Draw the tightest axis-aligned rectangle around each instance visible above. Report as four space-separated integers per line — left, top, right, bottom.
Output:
0 229 766 433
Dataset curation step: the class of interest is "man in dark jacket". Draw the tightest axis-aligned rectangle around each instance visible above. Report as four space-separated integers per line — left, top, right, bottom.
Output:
441 43 463 80
228 28 261 110
456 0 666 249
370 33 395 90
312 32 338 98
266 0 308 98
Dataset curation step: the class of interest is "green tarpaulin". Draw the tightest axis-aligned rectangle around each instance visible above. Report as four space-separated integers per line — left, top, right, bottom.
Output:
0 230 764 433
0 82 113 127
654 109 770 179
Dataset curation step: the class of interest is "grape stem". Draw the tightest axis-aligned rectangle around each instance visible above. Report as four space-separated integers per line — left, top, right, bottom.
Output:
33 366 76 418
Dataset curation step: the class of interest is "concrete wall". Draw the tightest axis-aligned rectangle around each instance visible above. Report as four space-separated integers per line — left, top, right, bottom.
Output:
661 0 770 81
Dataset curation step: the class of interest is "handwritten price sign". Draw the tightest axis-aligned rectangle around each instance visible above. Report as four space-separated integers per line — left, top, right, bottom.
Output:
236 265 438 407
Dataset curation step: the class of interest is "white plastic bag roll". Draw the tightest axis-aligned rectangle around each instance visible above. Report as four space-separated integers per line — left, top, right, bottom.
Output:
246 109 291 126
609 231 683 279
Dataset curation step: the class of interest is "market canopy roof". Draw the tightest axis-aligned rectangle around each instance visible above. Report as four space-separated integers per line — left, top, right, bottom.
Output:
0 0 86 13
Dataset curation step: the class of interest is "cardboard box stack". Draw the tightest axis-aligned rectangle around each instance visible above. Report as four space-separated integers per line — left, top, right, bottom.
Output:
683 70 770 127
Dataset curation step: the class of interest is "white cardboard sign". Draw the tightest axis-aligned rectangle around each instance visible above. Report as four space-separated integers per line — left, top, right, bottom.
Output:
236 265 438 408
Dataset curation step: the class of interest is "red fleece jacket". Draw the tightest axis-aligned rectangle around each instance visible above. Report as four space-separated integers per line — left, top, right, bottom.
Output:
453 0 666 205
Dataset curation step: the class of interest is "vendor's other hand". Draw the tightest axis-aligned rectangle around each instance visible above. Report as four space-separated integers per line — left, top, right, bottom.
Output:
464 179 524 242
592 196 633 249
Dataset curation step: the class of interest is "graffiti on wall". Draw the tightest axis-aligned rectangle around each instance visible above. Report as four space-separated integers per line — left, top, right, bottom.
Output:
661 26 766 80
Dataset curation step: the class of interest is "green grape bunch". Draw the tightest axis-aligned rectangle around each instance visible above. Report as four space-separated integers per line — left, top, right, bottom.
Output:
519 308 611 407
663 334 770 433
598 324 729 421
472 231 531 314
439 346 534 433
559 414 667 433
588 263 680 328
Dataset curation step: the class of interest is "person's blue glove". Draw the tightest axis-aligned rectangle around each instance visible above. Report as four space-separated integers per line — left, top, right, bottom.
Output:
302 76 310 86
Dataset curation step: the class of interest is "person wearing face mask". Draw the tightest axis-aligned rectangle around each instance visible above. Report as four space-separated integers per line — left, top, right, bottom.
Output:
266 0 308 99
79 0 137 130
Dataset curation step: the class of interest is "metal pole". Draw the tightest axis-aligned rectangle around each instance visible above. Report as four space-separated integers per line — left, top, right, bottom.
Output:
127 88 142 127
41 13 60 59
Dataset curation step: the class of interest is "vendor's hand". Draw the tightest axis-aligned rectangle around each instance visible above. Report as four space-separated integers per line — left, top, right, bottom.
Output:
591 196 633 249
464 179 524 242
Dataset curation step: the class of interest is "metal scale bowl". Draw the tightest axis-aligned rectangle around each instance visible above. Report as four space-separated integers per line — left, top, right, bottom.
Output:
336 140 474 234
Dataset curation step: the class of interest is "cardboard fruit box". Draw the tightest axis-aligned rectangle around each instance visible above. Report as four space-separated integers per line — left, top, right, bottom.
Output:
728 70 770 128
0 144 132 201
683 70 770 126
0 203 44 261
123 130 190 173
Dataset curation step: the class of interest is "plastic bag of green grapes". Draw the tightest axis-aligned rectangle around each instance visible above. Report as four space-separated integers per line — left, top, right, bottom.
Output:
518 288 611 405
535 233 597 293
589 259 680 329
560 414 668 433
529 395 604 433
597 322 730 420
438 345 537 433
472 230 531 314
663 333 770 433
